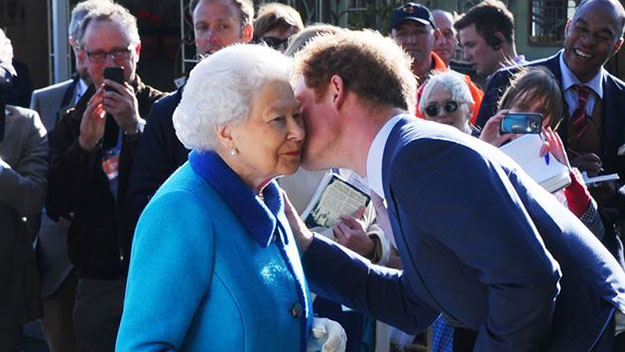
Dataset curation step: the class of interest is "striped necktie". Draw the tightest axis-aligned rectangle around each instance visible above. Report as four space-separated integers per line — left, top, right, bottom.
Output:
571 85 591 141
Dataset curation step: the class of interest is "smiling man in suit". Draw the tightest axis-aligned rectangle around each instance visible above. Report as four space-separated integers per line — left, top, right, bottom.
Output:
288 29 625 351
475 0 625 274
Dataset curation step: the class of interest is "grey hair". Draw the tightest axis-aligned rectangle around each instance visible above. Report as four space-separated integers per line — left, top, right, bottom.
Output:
418 71 473 115
79 1 140 48
69 0 114 44
173 44 293 151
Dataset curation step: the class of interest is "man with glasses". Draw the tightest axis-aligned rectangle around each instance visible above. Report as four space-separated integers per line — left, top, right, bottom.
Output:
30 2 113 351
46 3 164 351
125 0 253 256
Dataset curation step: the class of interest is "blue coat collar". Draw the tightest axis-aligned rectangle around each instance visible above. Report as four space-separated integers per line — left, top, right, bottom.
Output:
189 150 285 248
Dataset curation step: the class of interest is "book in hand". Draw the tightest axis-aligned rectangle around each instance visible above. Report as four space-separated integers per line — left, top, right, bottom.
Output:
301 172 371 229
499 134 571 193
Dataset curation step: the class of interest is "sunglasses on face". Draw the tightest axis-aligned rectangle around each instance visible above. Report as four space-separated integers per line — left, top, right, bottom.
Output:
258 36 289 50
424 100 463 117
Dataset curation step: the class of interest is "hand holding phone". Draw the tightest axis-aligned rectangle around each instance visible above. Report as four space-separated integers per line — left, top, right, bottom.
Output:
103 66 124 92
500 112 543 134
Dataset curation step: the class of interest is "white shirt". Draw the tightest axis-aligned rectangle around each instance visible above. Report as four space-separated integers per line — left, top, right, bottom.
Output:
75 78 88 104
366 114 407 199
559 52 604 117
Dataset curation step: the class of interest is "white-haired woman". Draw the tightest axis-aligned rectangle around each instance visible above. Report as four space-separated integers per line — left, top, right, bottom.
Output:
116 44 344 351
419 71 474 134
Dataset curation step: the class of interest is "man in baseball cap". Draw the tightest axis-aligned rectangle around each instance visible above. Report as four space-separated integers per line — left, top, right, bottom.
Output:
390 2 484 124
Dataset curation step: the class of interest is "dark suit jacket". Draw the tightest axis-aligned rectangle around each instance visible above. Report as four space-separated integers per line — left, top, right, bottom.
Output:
0 105 47 328
124 87 189 268
30 77 79 297
476 51 625 264
303 117 625 351
476 51 625 180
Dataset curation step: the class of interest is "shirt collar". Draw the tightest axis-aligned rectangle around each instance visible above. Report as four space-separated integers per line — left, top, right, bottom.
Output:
559 51 604 98
189 150 285 248
366 114 406 198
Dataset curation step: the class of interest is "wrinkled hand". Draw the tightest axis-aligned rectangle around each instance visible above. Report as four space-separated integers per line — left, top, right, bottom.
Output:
570 152 603 177
102 79 143 134
539 127 570 167
479 110 515 147
306 317 347 352
79 88 106 150
333 207 374 257
281 190 314 254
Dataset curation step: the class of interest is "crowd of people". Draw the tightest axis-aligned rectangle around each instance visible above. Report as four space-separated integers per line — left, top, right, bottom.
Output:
1 0 625 351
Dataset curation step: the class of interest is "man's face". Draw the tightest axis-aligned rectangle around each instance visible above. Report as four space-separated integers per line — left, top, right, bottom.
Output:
293 76 339 170
193 0 252 56
80 19 139 87
563 1 624 83
432 11 456 64
391 20 435 68
458 23 502 77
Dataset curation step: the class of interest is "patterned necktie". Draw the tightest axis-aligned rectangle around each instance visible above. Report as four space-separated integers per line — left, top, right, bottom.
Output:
571 85 592 141
371 192 396 248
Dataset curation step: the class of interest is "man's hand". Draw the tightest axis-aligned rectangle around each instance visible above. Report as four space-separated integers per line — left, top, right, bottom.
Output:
570 152 603 177
282 190 314 254
333 207 375 257
79 88 106 150
102 79 142 134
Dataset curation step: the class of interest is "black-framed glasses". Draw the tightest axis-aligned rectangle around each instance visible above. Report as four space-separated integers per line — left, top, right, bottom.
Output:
424 100 464 117
82 47 132 63
257 36 289 50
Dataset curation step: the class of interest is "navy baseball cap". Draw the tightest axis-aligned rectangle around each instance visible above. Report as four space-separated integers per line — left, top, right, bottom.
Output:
390 2 436 31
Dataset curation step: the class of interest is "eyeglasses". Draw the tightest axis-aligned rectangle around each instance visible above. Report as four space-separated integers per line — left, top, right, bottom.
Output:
424 100 464 117
258 36 289 50
82 47 132 63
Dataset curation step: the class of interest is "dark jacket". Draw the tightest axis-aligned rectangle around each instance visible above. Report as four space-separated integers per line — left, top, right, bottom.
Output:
475 52 625 264
125 87 188 267
47 77 163 279
304 117 625 351
0 105 47 328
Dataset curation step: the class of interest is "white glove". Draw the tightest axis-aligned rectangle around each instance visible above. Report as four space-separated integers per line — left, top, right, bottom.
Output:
306 317 347 352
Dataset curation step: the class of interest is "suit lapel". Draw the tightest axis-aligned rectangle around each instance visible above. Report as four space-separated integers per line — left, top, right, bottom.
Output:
56 78 79 123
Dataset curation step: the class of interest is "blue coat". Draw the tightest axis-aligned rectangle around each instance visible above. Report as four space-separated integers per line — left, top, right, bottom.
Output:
303 117 625 351
117 151 312 351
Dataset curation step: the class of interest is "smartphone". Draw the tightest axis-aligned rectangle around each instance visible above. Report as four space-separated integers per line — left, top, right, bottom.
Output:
103 66 124 91
500 112 543 134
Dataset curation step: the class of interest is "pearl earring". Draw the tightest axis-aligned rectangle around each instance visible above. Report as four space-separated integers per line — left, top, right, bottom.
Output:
230 149 237 156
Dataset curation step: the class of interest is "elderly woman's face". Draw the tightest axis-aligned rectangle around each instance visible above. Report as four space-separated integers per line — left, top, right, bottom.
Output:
423 85 470 133
230 80 304 186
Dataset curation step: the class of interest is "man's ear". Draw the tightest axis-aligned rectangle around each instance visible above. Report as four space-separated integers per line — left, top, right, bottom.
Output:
241 23 254 43
328 74 347 110
611 37 624 56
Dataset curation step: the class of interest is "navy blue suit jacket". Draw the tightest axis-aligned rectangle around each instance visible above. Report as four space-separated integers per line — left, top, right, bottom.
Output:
124 87 189 267
476 51 625 181
303 117 625 351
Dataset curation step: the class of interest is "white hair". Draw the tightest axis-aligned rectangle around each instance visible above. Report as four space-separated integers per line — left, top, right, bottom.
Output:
79 1 140 47
70 0 115 43
0 30 13 64
418 71 473 115
173 44 294 151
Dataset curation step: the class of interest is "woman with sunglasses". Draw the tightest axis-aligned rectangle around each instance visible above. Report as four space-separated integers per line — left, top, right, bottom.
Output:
418 71 474 134
253 2 304 53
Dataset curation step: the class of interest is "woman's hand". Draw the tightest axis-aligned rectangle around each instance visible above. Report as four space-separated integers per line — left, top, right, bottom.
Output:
307 317 347 352
282 190 314 255
479 110 515 147
539 127 570 168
